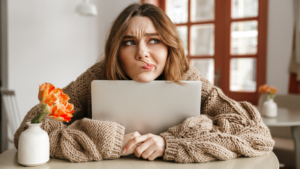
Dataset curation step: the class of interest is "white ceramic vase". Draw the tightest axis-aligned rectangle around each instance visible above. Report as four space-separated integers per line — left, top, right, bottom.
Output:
18 122 49 166
262 99 278 118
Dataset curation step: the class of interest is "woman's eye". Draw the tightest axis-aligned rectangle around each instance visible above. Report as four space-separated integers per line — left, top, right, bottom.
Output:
149 39 159 44
124 40 135 46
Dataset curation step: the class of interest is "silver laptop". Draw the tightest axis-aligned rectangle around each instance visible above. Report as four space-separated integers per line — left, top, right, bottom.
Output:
91 80 202 135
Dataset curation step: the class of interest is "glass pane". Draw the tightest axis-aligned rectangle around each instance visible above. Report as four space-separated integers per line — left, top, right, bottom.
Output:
191 24 214 56
231 21 258 55
191 59 214 84
230 58 256 92
166 0 188 24
191 0 214 22
177 26 188 55
232 0 258 19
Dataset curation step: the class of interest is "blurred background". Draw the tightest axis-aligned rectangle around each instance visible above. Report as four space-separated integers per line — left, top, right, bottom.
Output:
0 0 299 168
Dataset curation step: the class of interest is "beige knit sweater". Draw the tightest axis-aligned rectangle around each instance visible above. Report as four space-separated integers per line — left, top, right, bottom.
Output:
14 61 274 163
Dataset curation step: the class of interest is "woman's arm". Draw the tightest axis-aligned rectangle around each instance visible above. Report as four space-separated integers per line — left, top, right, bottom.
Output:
62 61 105 121
13 61 126 162
123 89 274 162
158 70 274 163
160 107 273 163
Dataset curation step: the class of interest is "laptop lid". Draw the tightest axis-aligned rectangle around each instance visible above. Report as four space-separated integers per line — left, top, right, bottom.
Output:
91 80 201 135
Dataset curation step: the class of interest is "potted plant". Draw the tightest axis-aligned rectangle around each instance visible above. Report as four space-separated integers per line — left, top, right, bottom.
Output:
258 84 278 117
18 83 74 166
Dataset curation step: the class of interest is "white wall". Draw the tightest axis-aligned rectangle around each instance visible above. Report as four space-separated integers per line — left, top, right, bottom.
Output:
267 0 294 94
8 0 138 120
3 0 138 151
8 0 101 119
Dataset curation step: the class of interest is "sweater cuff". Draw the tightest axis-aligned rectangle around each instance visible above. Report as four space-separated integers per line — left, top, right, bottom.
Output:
107 124 125 159
160 132 179 161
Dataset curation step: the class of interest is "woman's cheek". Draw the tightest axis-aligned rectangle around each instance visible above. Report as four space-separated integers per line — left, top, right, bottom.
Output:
153 45 168 62
119 48 135 75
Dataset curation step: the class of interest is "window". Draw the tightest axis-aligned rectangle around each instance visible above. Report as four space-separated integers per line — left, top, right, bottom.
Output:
141 0 268 104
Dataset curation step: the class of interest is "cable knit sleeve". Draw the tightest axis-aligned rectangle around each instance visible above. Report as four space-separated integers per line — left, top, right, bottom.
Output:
62 61 105 120
14 61 125 162
160 67 275 163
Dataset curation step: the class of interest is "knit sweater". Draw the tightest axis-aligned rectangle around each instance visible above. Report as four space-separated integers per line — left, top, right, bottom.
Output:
14 60 274 163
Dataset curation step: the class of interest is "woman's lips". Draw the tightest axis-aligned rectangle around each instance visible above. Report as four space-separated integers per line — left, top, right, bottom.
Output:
142 63 154 70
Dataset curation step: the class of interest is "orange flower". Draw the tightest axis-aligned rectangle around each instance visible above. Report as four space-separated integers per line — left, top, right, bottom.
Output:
258 84 278 100
49 103 74 122
38 83 55 102
37 82 74 122
259 84 269 93
269 86 278 95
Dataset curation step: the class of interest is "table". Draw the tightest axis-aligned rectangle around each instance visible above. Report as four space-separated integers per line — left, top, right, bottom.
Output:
262 107 300 169
0 148 278 169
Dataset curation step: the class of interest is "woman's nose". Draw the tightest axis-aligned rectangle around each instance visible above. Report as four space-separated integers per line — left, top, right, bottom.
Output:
136 43 149 60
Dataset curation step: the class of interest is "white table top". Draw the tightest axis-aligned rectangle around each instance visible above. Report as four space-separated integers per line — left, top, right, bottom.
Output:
0 148 279 169
262 107 300 127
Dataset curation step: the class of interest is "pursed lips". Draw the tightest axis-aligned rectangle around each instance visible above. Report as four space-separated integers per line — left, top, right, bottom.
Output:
142 63 155 70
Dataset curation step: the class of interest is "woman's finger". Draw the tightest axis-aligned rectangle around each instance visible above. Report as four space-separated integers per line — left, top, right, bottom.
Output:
134 139 153 158
147 150 160 161
123 134 150 153
139 144 156 159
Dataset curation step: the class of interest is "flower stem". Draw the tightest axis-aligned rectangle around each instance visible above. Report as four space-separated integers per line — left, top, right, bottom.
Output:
31 111 47 123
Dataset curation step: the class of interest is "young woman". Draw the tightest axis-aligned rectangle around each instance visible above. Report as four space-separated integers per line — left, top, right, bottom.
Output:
14 3 274 163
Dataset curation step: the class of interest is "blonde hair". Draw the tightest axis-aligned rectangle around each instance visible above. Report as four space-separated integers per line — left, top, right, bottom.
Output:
104 3 190 84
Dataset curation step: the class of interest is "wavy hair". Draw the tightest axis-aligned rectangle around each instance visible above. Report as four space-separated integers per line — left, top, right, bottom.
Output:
104 3 189 84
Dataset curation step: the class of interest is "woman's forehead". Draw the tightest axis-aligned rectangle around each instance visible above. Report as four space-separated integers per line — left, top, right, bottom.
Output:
125 16 158 37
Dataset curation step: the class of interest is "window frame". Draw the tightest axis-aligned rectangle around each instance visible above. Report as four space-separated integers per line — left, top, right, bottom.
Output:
141 0 268 105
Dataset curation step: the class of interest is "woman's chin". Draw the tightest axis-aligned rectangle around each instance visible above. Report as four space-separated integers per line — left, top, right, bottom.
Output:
131 73 156 83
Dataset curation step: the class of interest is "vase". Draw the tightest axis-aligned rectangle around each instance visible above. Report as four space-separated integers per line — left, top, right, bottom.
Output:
18 122 49 166
262 99 278 118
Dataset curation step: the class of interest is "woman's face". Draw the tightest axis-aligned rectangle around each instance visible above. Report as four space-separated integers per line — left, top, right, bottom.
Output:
119 16 168 83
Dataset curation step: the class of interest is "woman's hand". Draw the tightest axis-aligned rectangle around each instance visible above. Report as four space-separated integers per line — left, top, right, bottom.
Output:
122 133 166 161
121 131 141 156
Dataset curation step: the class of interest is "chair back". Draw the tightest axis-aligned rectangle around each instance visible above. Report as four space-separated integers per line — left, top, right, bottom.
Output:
1 89 22 143
274 94 300 111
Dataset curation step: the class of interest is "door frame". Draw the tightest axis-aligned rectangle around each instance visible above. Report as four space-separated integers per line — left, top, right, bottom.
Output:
1 0 9 153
